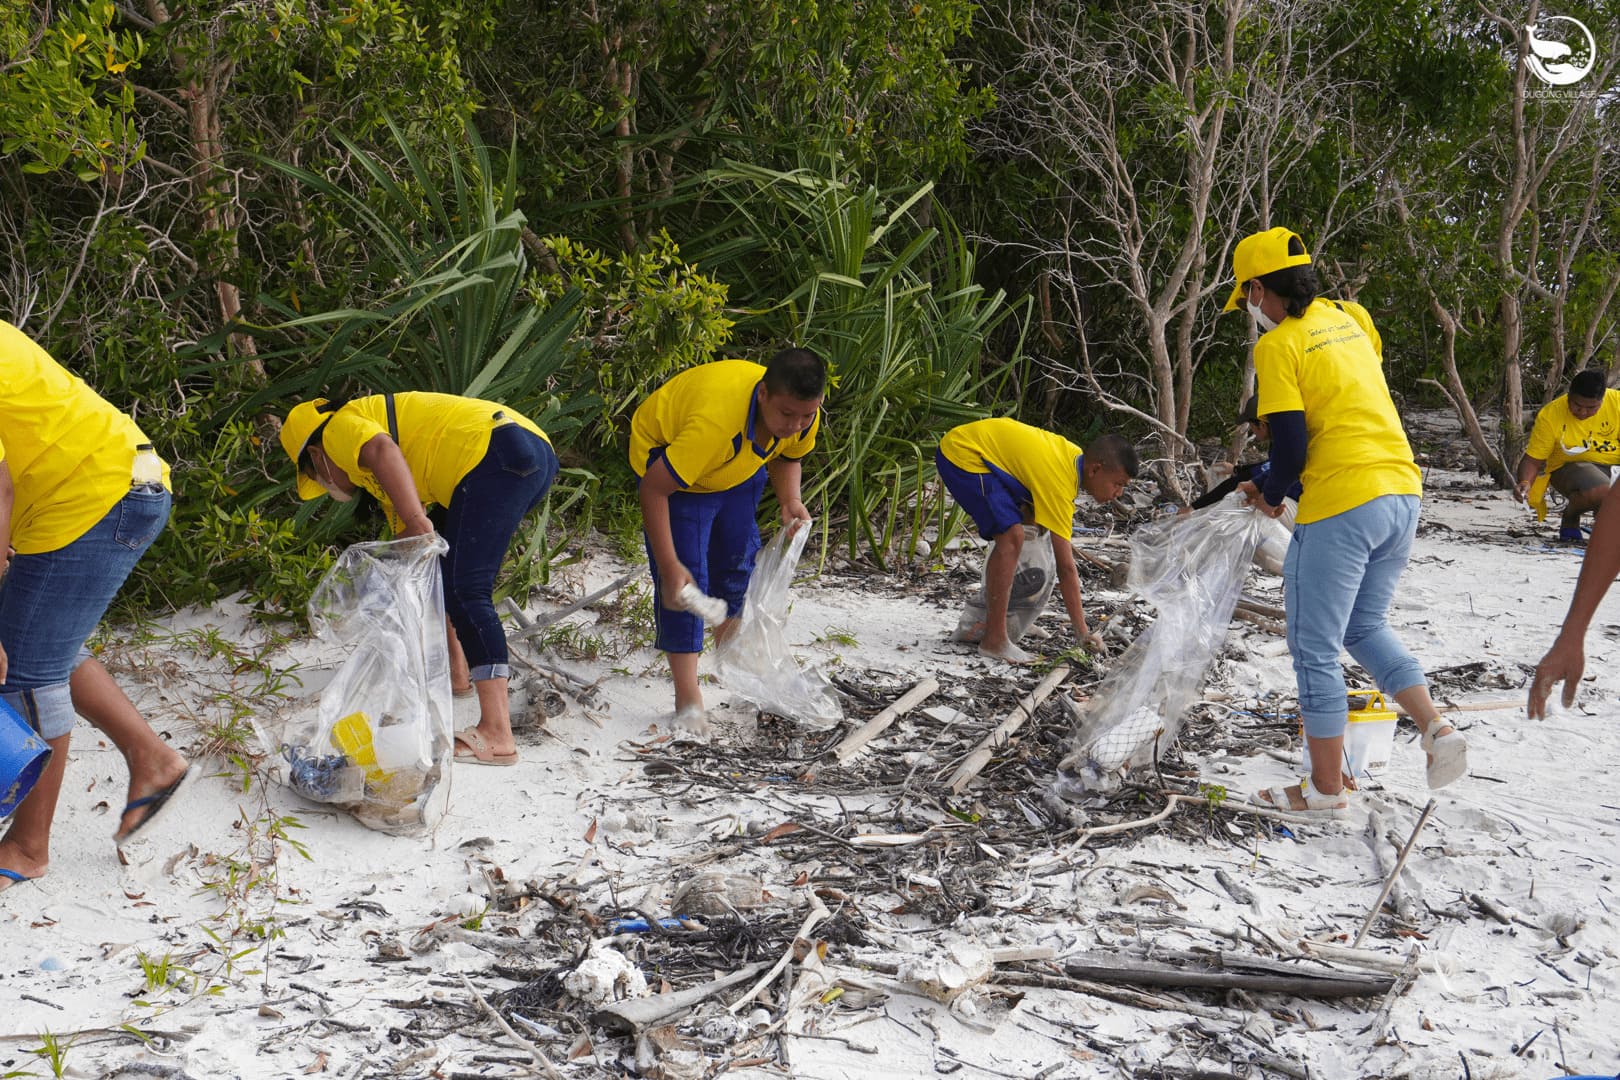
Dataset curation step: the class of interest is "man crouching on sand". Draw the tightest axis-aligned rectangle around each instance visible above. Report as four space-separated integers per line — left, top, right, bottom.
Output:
935 418 1138 662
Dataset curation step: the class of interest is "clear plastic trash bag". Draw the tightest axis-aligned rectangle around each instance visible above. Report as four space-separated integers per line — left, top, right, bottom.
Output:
256 535 454 834
1056 494 1269 796
953 526 1057 644
714 520 844 726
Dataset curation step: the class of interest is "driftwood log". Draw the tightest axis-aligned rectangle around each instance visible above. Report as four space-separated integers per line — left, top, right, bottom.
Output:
592 961 771 1034
1052 950 1394 999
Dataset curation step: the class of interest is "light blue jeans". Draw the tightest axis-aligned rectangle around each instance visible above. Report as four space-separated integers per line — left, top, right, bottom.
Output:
1283 494 1427 738
0 487 171 739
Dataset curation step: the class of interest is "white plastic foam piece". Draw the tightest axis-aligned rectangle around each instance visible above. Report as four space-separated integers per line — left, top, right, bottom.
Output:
677 583 728 623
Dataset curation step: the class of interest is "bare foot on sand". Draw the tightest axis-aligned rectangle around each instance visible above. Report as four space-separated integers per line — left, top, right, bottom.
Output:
979 639 1035 663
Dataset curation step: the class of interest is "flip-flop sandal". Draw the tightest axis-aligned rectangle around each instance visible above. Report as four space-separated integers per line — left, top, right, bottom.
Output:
1249 777 1353 818
1421 725 1468 789
114 765 193 847
453 729 518 767
0 868 35 894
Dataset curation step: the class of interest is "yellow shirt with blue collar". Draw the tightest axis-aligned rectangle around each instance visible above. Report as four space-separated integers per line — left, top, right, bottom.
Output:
938 417 1082 540
318 392 547 533
629 360 820 492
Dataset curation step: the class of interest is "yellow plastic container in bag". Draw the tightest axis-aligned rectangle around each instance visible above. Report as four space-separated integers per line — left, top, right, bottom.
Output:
1299 691 1398 780
331 711 390 784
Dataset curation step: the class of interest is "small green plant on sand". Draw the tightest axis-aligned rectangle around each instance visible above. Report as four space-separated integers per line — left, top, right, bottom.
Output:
135 950 179 994
815 625 859 648
28 1030 72 1079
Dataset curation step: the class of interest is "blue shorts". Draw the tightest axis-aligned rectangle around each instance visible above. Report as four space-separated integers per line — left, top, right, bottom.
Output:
0 486 171 739
935 450 1030 539
644 462 768 653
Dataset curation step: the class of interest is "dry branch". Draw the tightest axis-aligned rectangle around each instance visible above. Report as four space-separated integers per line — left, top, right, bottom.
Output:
592 962 771 1034
1057 952 1392 998
947 665 1070 793
826 679 938 766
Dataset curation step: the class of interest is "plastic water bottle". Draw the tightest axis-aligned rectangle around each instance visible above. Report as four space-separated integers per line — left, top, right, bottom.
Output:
132 442 163 488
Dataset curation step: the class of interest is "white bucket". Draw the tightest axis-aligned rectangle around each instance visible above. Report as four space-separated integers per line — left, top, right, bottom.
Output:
1299 693 1398 781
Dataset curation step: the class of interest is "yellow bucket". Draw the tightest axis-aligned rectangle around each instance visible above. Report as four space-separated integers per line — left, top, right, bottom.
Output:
1299 691 1398 779
331 711 390 783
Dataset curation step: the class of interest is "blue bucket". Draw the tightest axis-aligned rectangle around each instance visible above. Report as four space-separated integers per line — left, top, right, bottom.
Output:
0 698 52 817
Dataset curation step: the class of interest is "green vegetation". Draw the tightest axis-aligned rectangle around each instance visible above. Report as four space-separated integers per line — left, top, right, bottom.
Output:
0 0 1613 617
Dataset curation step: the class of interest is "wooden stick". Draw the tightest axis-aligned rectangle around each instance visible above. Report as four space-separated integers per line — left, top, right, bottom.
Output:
459 973 565 1079
1389 696 1521 716
1236 596 1287 620
727 893 831 1014
825 679 938 765
1293 938 1449 974
592 961 770 1034
947 665 1070 793
1232 608 1286 635
507 573 637 641
1058 953 1392 998
1372 945 1425 1044
1352 799 1436 948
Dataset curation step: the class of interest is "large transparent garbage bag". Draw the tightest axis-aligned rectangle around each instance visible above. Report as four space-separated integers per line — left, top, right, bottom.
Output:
1252 498 1296 575
953 526 1057 644
1056 495 1268 796
714 520 844 726
256 535 454 834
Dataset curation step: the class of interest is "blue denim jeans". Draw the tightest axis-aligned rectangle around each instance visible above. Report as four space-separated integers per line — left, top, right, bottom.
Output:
0 487 171 738
1283 494 1427 739
645 466 768 654
440 425 558 682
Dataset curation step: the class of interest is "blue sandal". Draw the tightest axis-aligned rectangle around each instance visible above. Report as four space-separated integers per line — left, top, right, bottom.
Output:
114 766 192 847
0 868 34 893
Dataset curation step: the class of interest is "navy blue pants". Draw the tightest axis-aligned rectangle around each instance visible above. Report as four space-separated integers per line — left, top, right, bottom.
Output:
645 467 767 653
441 425 558 680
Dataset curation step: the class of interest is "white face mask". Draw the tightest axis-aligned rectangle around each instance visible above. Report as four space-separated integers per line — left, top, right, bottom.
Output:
1246 285 1278 333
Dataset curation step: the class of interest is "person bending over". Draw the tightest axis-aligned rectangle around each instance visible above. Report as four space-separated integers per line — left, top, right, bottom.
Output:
936 418 1137 663
281 392 556 766
631 349 825 734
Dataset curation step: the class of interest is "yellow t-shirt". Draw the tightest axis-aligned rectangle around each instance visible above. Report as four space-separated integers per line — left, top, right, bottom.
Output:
0 319 170 554
1254 299 1421 525
319 393 548 532
938 417 1082 539
629 360 821 492
1525 390 1620 467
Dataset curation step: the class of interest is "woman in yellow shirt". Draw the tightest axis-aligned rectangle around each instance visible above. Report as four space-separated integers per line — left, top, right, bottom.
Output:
0 320 191 894
1226 228 1468 814
279 393 556 765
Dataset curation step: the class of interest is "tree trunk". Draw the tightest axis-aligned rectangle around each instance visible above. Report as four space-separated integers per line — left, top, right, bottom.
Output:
145 0 262 377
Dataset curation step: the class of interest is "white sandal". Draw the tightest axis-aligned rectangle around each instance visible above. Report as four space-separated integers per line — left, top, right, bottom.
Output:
1250 777 1353 817
1420 724 1468 789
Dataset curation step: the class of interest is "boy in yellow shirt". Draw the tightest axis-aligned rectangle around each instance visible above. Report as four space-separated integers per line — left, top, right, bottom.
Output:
1514 369 1620 542
935 418 1138 662
630 349 825 732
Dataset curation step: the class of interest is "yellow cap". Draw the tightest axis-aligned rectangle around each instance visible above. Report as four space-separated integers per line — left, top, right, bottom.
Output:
1223 227 1312 312
279 398 332 501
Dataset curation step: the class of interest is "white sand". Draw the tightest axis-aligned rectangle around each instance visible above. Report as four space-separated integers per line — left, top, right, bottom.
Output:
1 464 1616 1079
